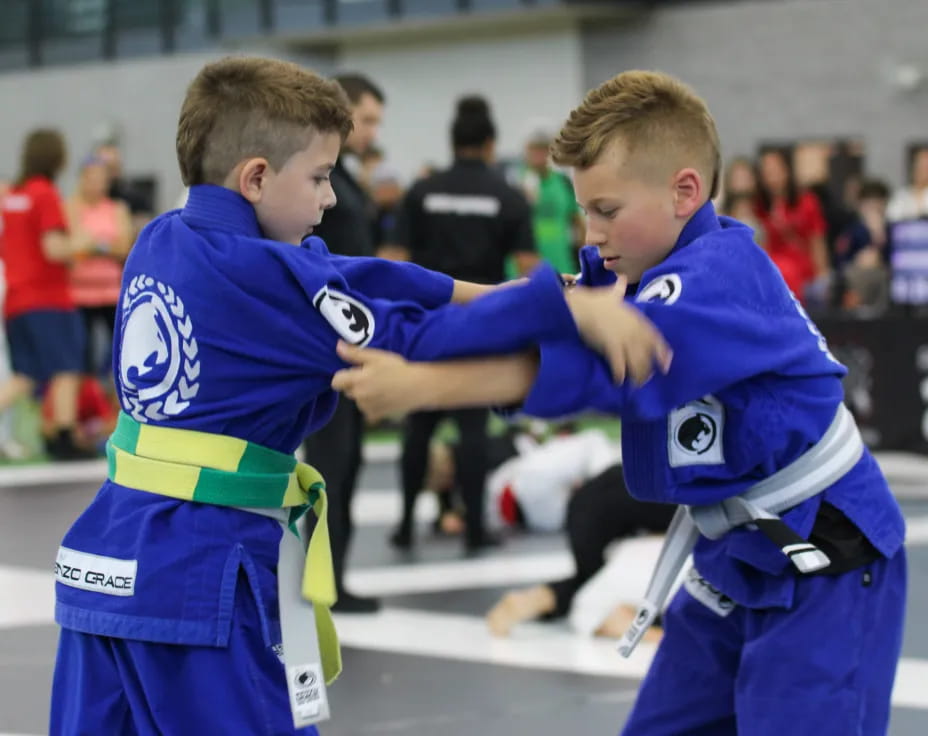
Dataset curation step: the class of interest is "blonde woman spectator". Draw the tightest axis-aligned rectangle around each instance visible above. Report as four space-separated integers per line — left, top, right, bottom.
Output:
67 156 132 377
718 155 758 211
887 145 928 222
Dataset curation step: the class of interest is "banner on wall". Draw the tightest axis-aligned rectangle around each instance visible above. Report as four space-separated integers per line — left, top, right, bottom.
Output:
820 316 928 454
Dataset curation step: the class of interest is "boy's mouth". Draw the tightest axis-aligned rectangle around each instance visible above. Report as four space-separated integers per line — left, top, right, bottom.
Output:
603 256 621 267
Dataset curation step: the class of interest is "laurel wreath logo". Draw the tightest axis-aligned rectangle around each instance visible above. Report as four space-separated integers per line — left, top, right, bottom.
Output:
121 273 200 422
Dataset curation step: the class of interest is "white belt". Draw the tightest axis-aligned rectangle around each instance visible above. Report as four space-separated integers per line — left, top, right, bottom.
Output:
618 404 864 658
241 507 331 728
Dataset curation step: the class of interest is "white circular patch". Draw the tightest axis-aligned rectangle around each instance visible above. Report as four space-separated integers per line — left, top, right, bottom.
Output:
313 286 375 347
636 273 683 305
119 274 200 422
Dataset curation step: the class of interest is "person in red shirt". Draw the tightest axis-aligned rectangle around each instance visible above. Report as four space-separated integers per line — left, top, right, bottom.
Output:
0 129 95 460
755 148 830 307
41 375 117 453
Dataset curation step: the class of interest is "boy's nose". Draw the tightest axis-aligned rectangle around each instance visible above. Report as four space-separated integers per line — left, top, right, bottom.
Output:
585 224 606 246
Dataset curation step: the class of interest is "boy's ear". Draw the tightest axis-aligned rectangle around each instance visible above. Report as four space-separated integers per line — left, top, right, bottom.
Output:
238 157 272 204
672 167 704 217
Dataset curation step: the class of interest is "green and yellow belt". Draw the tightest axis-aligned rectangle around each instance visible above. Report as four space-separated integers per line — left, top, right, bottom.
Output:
106 412 341 691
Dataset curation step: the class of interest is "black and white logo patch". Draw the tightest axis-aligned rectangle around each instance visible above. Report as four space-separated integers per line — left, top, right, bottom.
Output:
668 395 724 467
636 273 682 305
313 286 375 347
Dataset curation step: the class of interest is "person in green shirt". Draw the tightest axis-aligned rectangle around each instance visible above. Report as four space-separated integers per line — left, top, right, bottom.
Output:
514 127 586 276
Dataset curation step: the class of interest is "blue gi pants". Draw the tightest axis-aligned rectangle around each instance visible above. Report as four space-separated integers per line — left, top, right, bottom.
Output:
50 577 319 736
622 550 906 736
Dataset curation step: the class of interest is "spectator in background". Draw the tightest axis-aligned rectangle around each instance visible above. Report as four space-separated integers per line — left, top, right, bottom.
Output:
513 126 584 276
887 145 928 222
358 144 384 194
723 192 765 248
369 163 404 251
718 155 758 212
41 374 116 455
755 147 830 308
718 157 765 247
795 142 859 279
387 95 538 552
301 73 385 614
93 141 154 237
834 179 892 314
66 156 132 381
0 177 27 459
0 129 93 460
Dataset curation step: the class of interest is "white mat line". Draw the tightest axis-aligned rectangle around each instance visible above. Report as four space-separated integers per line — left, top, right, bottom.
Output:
345 551 574 597
333 607 928 710
2 566 926 711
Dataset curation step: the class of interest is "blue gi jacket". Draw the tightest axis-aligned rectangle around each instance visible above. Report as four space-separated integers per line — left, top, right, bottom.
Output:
55 185 576 646
521 201 905 609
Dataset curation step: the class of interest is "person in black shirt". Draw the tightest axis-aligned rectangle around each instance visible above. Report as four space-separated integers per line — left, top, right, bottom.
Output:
302 73 385 613
388 95 538 552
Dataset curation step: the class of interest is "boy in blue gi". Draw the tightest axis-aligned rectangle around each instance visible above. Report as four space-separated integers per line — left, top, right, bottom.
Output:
331 71 907 735
49 57 670 735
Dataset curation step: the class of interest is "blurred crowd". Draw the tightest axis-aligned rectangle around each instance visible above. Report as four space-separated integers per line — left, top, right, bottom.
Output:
717 143 928 317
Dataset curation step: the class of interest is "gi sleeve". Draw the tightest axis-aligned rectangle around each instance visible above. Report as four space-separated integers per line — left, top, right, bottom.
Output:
293 258 578 377
576 245 617 287
301 233 453 309
522 246 844 422
325 254 453 309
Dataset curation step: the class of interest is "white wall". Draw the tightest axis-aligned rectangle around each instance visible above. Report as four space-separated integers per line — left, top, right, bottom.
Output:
0 28 583 208
581 0 928 187
338 28 585 182
0 48 336 211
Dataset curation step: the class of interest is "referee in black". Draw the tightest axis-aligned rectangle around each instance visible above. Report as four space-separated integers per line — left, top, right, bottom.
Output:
388 95 538 552
302 73 384 613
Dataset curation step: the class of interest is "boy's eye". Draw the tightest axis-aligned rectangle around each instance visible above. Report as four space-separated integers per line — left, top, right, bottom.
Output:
313 176 330 184
596 207 617 218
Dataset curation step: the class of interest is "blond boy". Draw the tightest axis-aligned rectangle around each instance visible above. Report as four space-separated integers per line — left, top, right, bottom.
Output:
333 71 906 736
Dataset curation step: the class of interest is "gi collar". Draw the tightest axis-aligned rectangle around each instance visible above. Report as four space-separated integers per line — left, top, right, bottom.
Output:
626 199 721 296
181 184 264 238
671 199 721 253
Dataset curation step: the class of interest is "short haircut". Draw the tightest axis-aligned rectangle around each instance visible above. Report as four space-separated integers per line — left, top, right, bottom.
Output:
552 71 721 198
17 128 66 185
333 73 385 106
177 56 354 187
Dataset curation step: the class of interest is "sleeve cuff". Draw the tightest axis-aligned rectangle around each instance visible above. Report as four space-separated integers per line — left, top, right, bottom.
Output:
521 264 581 342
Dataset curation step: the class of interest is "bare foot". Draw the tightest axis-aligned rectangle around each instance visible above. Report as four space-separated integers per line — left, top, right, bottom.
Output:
439 511 465 536
595 604 663 644
486 585 557 637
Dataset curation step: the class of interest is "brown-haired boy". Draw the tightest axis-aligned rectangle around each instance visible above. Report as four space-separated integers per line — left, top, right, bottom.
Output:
49 57 668 735
332 71 905 736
